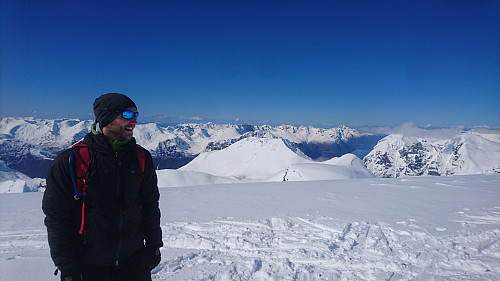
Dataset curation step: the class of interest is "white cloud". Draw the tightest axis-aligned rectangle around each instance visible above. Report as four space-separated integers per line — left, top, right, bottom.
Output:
362 122 466 139
393 122 464 139
179 116 203 121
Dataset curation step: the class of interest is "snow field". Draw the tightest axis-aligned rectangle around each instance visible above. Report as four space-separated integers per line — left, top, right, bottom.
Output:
156 217 499 280
154 174 500 280
1 174 499 280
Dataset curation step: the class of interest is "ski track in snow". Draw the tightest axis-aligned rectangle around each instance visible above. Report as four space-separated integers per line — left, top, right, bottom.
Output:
155 217 500 281
0 227 50 278
0 229 48 256
1 175 500 280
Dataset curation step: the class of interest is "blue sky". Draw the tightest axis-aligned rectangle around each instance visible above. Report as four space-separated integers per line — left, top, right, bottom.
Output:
1 0 499 128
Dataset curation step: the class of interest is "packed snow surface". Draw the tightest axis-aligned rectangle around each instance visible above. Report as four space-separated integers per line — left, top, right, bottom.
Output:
1 174 499 280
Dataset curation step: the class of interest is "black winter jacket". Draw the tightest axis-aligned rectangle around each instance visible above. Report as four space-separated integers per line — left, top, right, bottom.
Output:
42 132 163 271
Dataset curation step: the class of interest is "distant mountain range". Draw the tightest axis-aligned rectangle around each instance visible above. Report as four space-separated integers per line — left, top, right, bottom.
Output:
1 117 499 188
0 117 382 178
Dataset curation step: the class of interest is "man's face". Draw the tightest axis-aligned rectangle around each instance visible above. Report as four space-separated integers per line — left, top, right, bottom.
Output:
102 107 138 141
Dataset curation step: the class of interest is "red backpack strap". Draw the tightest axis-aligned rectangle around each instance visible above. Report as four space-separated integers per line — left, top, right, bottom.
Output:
135 145 146 187
69 141 90 199
68 140 91 235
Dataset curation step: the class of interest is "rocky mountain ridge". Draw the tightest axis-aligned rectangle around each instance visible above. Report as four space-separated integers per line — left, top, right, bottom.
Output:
363 132 500 178
2 117 498 181
0 117 381 178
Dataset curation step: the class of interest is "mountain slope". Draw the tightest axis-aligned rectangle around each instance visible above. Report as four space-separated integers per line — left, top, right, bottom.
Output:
171 137 374 186
180 137 312 180
0 160 45 193
363 132 500 178
0 118 93 177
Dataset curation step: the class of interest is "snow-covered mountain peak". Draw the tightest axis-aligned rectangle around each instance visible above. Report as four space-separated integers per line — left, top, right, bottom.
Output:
0 117 91 148
133 123 169 151
364 131 500 178
323 153 362 166
174 137 374 185
261 124 363 144
180 137 311 180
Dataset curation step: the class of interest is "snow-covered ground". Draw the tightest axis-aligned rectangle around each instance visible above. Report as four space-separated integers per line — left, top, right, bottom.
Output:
1 174 499 280
0 160 45 193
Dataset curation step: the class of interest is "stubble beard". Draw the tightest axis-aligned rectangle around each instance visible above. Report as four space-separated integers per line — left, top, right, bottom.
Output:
104 121 133 142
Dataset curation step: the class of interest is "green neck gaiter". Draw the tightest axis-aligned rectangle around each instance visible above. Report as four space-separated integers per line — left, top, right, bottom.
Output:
91 124 130 151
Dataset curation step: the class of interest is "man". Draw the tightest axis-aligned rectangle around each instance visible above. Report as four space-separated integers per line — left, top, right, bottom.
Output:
42 93 163 281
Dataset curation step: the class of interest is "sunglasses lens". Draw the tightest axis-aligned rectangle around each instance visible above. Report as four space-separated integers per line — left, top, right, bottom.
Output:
122 111 138 119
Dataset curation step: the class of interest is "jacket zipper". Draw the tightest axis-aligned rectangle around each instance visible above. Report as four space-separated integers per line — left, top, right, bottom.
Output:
115 151 124 267
116 213 124 266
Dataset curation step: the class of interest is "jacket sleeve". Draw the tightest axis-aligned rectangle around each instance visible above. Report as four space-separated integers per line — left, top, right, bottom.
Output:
140 149 163 250
42 149 82 270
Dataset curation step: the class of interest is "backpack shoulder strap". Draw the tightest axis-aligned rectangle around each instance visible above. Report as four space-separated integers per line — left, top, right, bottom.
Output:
68 140 91 235
69 140 90 200
135 145 146 186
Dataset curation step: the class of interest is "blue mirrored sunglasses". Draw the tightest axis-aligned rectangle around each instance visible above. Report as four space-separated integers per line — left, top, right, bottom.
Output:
121 110 139 120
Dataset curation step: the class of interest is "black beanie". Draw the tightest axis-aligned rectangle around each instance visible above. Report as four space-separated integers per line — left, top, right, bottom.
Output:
93 93 137 130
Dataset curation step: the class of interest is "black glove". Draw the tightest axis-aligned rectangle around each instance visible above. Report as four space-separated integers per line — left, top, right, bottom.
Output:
148 248 161 269
57 263 82 281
